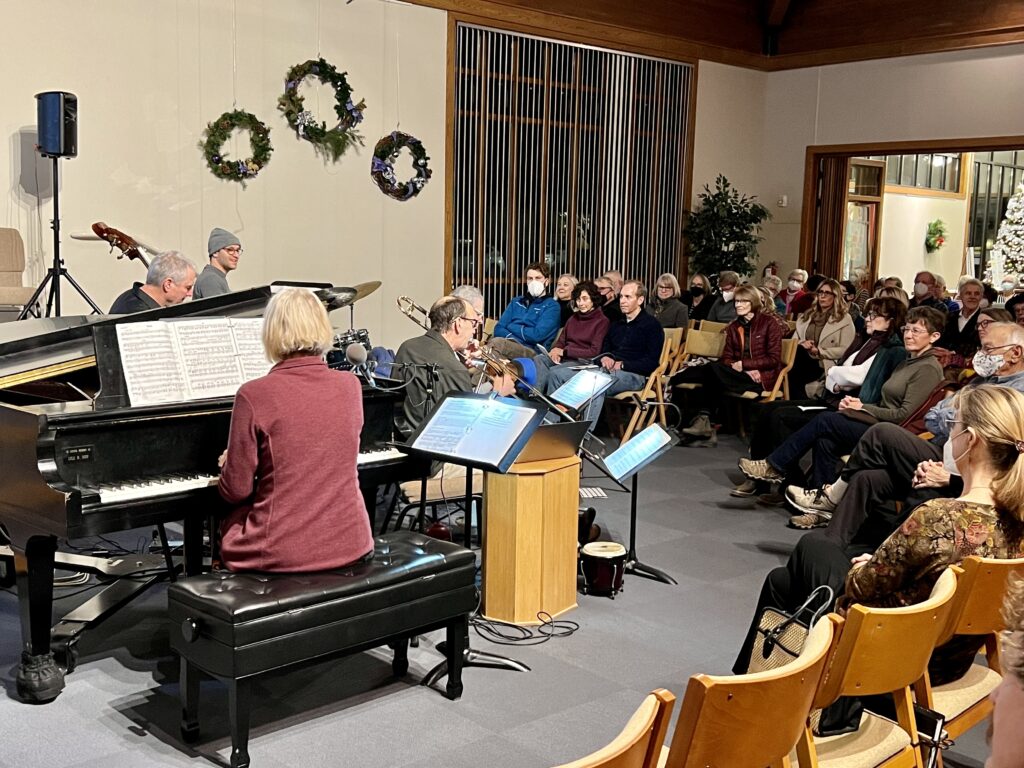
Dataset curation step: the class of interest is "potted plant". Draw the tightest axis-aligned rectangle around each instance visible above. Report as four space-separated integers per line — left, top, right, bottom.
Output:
684 175 771 284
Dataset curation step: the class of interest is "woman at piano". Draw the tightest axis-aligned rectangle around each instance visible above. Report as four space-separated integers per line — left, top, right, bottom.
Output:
217 288 374 572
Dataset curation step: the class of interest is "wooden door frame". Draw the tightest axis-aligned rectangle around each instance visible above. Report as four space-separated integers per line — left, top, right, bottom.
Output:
799 135 1024 279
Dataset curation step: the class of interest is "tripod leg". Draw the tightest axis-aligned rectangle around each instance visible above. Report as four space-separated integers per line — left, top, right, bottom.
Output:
16 274 54 321
60 270 103 314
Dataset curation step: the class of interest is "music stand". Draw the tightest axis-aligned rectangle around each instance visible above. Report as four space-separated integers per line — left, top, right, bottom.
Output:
398 392 548 685
18 155 102 319
592 424 678 585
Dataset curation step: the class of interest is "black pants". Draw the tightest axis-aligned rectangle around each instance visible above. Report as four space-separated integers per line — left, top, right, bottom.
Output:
672 362 759 416
748 400 823 458
733 532 867 675
787 347 824 401
825 422 947 548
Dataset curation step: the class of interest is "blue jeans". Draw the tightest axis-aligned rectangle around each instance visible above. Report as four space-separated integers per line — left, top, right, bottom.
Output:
766 410 872 489
545 363 646 427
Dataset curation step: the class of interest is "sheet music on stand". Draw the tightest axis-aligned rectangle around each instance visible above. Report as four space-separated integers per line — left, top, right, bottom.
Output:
600 424 677 482
403 391 549 474
549 369 614 411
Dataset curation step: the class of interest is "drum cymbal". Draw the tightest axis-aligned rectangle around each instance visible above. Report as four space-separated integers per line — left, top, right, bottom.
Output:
351 280 382 303
319 287 358 312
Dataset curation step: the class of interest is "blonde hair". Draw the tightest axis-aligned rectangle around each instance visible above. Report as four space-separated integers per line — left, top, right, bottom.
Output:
656 273 681 298
954 385 1024 543
875 286 909 307
261 289 334 363
733 284 763 311
803 277 848 323
757 287 777 315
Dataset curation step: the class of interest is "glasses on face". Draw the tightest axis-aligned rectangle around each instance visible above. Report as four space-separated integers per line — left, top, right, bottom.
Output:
865 311 888 320
657 284 672 290
223 245 243 254
977 319 994 329
901 325 931 336
816 290 835 297
460 316 481 330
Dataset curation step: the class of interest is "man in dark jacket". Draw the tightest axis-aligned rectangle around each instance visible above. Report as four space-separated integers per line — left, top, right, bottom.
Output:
545 280 664 427
109 251 196 313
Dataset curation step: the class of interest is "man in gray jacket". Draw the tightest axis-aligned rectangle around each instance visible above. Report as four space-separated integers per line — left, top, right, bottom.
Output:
193 227 241 299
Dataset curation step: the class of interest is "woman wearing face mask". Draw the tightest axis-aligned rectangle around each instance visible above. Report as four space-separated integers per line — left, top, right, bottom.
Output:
733 385 1024 696
706 270 740 323
996 277 1018 306
790 278 856 398
673 285 782 445
682 273 714 323
554 273 578 326
491 261 562 356
544 281 610 366
648 273 689 328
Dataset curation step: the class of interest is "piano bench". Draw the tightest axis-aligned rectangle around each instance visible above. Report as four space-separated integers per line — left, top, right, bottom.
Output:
167 531 477 768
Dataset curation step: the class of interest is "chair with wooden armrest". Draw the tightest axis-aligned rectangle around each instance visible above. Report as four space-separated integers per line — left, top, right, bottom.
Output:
795 568 958 768
609 333 679 444
661 614 838 768
668 329 726 381
553 689 675 768
725 337 799 437
913 556 1024 760
699 320 729 335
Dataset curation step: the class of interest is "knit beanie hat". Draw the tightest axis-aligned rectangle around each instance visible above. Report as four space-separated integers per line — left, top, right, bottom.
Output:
208 227 241 256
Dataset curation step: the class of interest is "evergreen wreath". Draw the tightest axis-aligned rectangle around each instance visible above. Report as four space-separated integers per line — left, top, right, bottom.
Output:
370 131 432 201
200 110 272 185
279 58 366 161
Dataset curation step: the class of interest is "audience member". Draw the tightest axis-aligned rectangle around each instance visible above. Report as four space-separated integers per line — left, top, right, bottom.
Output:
554 273 578 326
851 267 872 308
934 273 959 314
451 284 484 315
839 279 863 328
603 269 624 296
731 297 906 499
674 285 782 445
876 285 910 306
989 574 1024 768
910 270 948 313
883 275 904 289
595 276 625 324
789 273 826 317
1006 292 1024 327
935 277 983 371
648 273 689 328
682 273 714 322
789 278 856 397
757 286 792 338
705 270 740 323
492 261 561 353
545 280 663 426
739 306 945 500
762 274 787 314
996 276 1017 306
782 269 808 315
544 280 610 365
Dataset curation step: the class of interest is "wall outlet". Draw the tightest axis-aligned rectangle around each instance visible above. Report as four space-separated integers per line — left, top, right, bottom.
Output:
777 195 788 208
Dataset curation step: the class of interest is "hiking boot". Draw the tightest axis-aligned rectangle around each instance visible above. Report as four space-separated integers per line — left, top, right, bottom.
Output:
788 511 832 529
738 458 784 483
730 479 759 497
758 491 786 507
682 413 714 438
786 485 838 516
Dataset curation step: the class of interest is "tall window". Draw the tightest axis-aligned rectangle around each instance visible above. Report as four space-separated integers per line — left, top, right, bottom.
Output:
451 25 694 314
969 151 1024 277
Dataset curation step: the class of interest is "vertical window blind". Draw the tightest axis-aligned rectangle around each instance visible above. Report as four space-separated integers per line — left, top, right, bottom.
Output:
451 24 694 315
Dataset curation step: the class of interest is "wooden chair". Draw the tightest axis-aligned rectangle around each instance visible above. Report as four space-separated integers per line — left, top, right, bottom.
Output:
698 320 729 335
662 614 838 768
0 228 38 315
913 556 1024 760
726 337 799 438
668 329 726 380
483 317 497 342
795 569 958 768
554 689 675 768
610 333 680 443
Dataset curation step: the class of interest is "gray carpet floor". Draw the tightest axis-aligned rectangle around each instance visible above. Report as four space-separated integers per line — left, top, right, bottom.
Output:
0 435 990 767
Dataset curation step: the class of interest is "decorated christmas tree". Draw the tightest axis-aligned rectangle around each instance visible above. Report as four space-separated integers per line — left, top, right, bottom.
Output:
990 179 1024 280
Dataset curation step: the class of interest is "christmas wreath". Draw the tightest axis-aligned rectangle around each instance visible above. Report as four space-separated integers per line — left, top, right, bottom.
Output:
370 131 432 201
200 110 272 185
278 58 366 161
925 219 947 253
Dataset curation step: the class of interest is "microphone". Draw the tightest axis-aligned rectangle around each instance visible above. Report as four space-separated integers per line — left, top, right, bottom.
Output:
345 343 377 388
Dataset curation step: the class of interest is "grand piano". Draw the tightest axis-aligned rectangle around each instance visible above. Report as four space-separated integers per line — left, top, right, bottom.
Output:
0 286 425 703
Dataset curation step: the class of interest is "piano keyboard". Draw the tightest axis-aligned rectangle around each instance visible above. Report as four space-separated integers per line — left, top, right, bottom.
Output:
356 447 406 465
95 474 220 504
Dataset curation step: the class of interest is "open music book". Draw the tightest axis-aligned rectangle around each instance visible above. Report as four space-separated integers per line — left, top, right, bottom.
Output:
115 318 270 406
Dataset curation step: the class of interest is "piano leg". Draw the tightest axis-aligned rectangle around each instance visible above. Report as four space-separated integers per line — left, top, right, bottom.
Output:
14 535 65 703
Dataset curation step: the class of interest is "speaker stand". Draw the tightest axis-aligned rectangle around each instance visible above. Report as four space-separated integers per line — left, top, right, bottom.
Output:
18 156 102 319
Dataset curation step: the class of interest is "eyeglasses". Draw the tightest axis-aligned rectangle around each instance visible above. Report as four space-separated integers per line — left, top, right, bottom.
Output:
460 316 481 329
816 290 835 297
865 312 889 320
223 245 243 254
900 325 931 336
977 319 994 329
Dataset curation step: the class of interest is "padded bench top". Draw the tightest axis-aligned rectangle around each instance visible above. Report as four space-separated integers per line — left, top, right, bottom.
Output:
168 531 475 625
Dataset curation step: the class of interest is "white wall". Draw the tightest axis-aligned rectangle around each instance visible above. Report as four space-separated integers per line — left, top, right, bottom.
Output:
0 0 447 349
694 44 1024 281
877 192 969 288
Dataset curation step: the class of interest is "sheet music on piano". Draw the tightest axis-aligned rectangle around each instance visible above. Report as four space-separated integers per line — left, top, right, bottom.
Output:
115 317 271 406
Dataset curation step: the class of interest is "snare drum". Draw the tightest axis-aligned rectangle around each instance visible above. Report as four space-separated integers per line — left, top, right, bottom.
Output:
580 541 627 598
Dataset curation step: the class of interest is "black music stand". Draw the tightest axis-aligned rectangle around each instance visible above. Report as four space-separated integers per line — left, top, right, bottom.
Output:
397 392 548 685
592 424 678 585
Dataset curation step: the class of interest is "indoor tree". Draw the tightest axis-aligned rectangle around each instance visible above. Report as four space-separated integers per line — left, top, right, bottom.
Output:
684 175 771 284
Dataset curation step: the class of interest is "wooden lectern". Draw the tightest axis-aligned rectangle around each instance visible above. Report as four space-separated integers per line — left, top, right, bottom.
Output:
482 455 580 625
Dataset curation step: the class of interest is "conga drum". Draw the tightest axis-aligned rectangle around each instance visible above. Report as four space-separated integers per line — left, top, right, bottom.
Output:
580 542 627 598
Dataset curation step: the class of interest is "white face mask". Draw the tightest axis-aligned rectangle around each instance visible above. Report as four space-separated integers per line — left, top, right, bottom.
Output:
942 430 967 476
788 280 802 292
980 298 991 308
914 282 930 297
1001 281 1016 292
722 290 735 302
972 350 1004 378
527 280 546 298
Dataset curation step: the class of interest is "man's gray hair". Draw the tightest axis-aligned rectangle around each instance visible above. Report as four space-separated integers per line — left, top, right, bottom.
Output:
146 251 196 286
990 322 1024 348
451 284 484 314
429 296 470 333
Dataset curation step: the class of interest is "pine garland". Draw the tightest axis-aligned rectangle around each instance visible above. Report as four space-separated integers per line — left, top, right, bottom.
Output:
278 58 365 162
200 110 272 186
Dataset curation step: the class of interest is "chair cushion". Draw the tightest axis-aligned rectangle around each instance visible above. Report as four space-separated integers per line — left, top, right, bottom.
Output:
807 712 912 767
0 286 36 305
932 663 1002 719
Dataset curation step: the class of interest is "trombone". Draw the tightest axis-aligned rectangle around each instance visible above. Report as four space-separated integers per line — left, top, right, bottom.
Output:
396 295 429 330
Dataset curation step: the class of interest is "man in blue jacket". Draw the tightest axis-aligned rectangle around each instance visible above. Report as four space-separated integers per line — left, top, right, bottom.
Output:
492 262 561 354
545 280 664 427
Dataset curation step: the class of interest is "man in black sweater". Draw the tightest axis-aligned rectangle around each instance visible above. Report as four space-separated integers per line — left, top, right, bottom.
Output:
545 280 664 426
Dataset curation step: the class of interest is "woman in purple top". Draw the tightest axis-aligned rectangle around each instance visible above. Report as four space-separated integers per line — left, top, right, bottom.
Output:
218 289 373 572
547 280 611 364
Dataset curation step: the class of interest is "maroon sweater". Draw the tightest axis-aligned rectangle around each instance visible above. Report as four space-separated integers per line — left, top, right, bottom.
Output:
553 308 610 359
219 356 373 572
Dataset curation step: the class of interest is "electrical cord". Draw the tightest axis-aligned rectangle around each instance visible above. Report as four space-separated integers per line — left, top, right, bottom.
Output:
467 591 579 646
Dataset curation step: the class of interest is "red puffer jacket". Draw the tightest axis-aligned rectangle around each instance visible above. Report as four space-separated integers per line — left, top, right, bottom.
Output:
721 311 783 392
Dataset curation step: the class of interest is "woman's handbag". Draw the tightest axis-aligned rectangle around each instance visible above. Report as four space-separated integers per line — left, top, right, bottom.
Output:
746 585 835 674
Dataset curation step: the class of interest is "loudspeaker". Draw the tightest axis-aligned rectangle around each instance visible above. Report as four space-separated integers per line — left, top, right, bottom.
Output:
36 91 77 158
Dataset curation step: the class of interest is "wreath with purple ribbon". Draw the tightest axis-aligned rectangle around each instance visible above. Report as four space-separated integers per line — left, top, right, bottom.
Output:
278 57 365 161
200 110 272 186
370 132 432 201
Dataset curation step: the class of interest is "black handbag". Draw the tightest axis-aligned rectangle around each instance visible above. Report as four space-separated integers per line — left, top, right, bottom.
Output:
746 585 835 674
